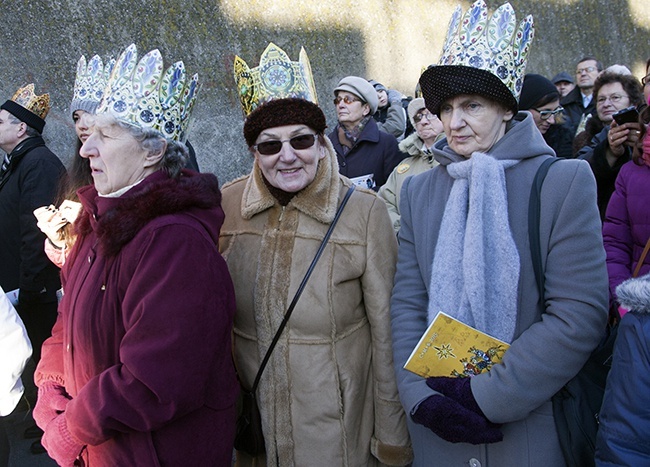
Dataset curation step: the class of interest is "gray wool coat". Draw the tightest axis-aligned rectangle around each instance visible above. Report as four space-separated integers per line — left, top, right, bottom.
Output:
390 112 609 467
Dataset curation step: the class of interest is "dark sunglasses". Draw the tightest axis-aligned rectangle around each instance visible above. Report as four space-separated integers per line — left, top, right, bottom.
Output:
253 133 317 155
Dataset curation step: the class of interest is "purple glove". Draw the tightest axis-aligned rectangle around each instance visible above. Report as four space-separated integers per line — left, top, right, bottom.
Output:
412 395 503 444
42 413 84 466
426 376 484 416
33 381 72 431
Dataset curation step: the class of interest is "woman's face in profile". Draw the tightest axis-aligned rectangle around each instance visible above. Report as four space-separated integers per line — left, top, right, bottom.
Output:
80 117 149 195
72 110 95 143
253 124 325 193
531 99 560 134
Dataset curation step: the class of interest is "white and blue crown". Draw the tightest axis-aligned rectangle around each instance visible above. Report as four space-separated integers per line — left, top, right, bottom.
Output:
439 0 534 101
96 44 199 142
70 54 115 115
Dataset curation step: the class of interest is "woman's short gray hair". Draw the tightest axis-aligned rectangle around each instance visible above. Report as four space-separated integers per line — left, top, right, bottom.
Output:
101 115 189 178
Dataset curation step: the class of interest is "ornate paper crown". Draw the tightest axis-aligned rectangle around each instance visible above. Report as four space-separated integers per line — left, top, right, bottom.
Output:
11 83 50 120
96 44 199 142
438 0 534 102
71 54 115 114
233 42 318 116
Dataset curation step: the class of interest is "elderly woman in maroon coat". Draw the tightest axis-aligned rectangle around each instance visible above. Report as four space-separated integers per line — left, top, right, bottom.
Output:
33 45 239 466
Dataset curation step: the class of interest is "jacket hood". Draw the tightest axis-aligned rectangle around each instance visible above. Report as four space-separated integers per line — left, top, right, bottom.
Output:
398 132 426 157
432 111 554 166
235 136 344 224
76 170 224 257
616 274 650 314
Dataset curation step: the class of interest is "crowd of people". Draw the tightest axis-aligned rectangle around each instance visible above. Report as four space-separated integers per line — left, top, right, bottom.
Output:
1 0 650 466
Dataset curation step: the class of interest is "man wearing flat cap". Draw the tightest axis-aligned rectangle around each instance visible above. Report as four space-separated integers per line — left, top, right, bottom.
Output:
551 71 576 98
0 84 65 390
328 76 403 191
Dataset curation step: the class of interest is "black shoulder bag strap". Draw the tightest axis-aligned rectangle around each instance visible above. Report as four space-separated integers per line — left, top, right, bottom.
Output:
249 184 355 393
528 157 560 302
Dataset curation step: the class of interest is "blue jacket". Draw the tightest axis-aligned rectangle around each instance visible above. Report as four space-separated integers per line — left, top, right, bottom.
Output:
328 118 403 191
596 274 650 465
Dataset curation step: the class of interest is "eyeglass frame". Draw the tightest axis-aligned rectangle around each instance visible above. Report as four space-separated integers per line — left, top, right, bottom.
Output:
413 111 435 124
252 133 319 156
333 95 364 106
642 74 650 87
531 106 564 120
576 66 598 75
596 93 629 106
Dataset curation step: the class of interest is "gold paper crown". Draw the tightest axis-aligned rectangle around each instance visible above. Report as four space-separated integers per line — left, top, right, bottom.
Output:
71 54 115 113
11 84 50 119
438 0 534 101
96 44 199 142
234 42 318 116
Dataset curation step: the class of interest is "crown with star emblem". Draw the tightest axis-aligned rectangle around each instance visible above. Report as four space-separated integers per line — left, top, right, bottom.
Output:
233 42 318 116
70 54 115 115
438 0 534 102
96 44 199 142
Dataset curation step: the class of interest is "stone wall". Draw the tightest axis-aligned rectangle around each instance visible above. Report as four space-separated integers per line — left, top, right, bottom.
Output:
1 0 648 184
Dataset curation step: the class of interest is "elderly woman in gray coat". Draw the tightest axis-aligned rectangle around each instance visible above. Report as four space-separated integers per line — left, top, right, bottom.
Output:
390 1 609 466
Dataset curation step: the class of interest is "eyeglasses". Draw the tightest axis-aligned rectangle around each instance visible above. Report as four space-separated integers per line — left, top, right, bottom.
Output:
576 66 597 75
596 93 628 105
253 133 317 156
333 95 362 106
413 112 435 124
642 75 650 86
532 107 564 120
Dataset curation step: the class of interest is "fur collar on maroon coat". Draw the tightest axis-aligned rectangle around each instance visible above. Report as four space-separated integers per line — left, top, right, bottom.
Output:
75 169 223 258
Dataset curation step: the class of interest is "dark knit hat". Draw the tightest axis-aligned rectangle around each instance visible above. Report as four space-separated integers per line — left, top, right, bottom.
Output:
518 74 559 111
1 100 46 133
243 98 327 147
419 65 518 117
551 71 574 85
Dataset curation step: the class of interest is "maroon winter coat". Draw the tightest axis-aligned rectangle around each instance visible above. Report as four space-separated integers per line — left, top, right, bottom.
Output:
603 160 650 301
36 169 239 466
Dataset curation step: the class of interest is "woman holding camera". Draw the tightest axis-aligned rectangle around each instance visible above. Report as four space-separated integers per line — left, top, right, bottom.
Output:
574 71 644 219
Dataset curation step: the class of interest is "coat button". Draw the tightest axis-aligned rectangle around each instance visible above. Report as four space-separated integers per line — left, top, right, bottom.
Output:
468 459 481 467
66 344 71 352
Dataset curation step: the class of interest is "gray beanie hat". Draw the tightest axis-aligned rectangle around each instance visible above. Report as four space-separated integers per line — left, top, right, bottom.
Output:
407 97 427 126
334 76 379 114
69 98 100 117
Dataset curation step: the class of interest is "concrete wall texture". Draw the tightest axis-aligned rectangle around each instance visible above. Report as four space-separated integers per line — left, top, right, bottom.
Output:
1 0 649 185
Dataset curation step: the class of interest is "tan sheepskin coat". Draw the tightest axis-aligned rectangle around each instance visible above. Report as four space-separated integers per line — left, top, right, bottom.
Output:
219 138 412 466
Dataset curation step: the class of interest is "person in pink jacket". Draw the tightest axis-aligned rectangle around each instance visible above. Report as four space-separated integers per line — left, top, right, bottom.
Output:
603 102 650 316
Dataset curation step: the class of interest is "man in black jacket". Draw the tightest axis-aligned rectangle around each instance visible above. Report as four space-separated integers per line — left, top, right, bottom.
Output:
557 56 603 157
0 84 65 453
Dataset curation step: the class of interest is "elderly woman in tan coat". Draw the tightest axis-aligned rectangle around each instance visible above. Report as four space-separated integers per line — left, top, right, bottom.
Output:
220 96 412 466
379 97 444 233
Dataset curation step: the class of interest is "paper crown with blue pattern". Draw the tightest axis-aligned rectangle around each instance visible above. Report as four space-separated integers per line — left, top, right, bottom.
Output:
233 42 318 117
70 54 115 116
420 0 534 114
96 44 199 142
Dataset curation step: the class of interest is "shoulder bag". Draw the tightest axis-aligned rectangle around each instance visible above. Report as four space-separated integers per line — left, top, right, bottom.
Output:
529 158 634 467
234 185 355 457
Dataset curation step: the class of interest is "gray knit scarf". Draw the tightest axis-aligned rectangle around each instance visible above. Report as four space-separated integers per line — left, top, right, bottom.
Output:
427 152 520 343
